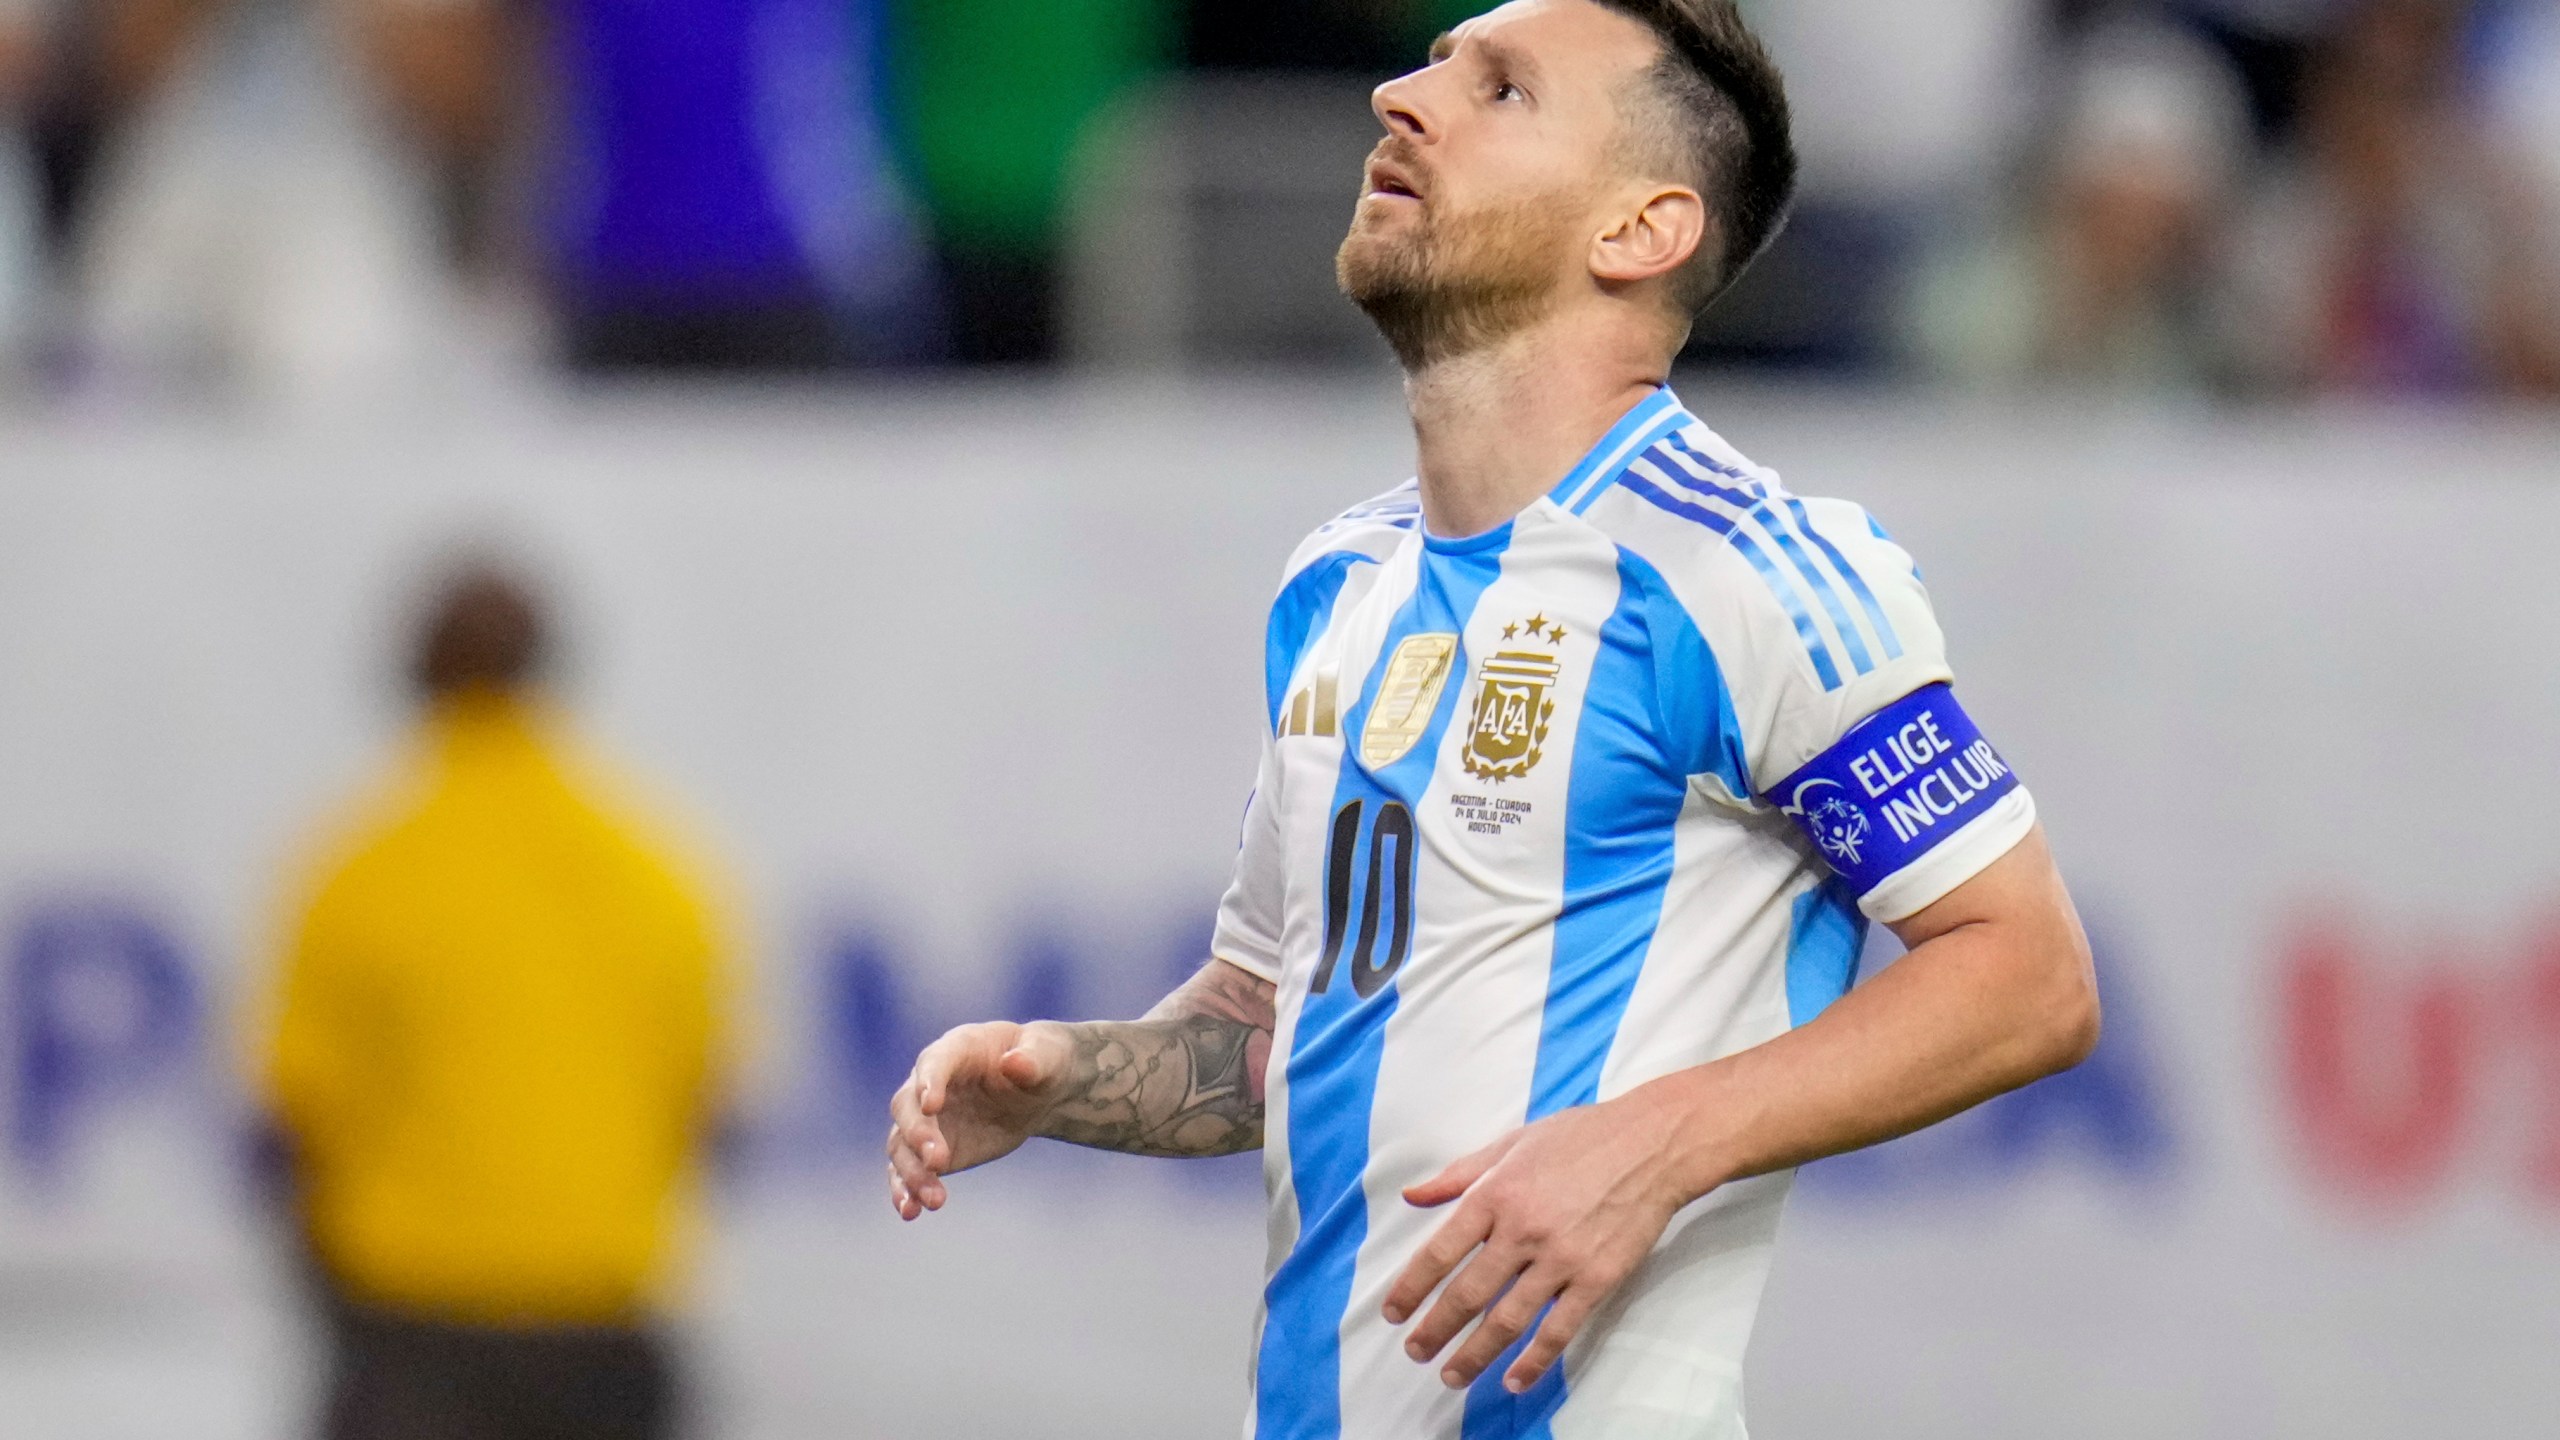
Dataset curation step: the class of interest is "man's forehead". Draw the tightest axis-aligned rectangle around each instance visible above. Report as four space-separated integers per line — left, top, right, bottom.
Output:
1433 0 1664 75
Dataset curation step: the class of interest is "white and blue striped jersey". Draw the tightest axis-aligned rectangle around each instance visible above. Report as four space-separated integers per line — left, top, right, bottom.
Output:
1211 387 2035 1440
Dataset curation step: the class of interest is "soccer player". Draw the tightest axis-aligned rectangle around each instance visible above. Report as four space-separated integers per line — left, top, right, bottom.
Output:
886 1 2100 1434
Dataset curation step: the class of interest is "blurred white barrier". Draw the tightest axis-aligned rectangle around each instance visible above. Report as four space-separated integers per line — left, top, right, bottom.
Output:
1 382 2557 1438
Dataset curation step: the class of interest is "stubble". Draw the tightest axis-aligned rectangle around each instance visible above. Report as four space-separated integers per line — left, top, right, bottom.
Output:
1337 151 1583 371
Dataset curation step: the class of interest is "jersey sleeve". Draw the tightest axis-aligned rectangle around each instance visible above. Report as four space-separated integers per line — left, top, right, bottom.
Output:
1208 728 1286 983
1210 491 1412 981
1680 498 2036 922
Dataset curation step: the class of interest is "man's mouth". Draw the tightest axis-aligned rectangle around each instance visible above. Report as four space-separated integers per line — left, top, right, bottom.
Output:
1365 157 1424 202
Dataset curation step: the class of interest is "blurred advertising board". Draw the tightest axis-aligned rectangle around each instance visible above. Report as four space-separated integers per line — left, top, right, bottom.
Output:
1 387 2555 1437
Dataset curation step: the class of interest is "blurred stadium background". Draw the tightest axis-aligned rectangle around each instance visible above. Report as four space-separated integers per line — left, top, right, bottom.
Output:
2 0 2559 1436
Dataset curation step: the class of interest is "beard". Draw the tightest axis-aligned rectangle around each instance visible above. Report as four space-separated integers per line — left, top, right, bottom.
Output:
1337 162 1579 371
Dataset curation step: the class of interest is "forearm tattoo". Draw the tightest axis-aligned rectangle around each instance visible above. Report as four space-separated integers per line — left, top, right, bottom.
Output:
1036 962 1275 1158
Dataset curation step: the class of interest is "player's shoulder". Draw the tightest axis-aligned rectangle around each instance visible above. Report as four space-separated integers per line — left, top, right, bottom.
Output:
1277 477 1421 587
1574 413 1952 740
1584 418 1925 620
1578 418 1882 580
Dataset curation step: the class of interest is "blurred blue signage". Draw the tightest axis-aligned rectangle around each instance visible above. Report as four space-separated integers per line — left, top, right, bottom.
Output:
12 887 2554 1216
7 896 200 1185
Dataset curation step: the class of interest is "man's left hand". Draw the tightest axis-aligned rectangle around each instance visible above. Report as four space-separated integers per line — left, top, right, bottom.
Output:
1382 1094 1695 1394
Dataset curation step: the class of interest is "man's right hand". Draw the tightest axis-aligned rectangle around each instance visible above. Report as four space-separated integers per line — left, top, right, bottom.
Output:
886 1020 1074 1221
883 961 1276 1219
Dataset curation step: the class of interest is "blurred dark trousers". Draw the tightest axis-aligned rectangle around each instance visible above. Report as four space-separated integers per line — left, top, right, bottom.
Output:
321 1299 678 1440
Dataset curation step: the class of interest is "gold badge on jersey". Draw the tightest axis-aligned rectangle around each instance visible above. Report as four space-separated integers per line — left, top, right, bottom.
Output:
1463 615 1564 782
1359 634 1459 768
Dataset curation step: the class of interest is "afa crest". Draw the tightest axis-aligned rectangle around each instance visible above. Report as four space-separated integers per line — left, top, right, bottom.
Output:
1462 614 1565 782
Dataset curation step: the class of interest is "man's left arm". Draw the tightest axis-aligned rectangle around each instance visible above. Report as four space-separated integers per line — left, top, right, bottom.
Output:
1385 823 2098 1393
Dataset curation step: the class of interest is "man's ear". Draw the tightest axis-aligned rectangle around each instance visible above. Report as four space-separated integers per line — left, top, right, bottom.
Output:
1590 185 1711 287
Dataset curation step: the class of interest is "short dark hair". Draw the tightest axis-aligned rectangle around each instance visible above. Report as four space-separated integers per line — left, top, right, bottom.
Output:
412 564 549 701
1592 0 1797 313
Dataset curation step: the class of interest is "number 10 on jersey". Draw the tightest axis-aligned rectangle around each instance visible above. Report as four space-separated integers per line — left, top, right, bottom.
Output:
1313 799 1417 1000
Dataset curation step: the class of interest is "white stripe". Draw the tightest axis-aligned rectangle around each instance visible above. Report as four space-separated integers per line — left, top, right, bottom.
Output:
1629 451 1863 681
1595 788 1797 1100
1751 478 1897 672
1645 447 1880 675
1559 769 1795 1439
1668 424 1903 671
1548 1174 1787 1440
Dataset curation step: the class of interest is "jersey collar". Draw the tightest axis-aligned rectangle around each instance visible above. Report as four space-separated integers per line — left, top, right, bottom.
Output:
1544 385 1693 516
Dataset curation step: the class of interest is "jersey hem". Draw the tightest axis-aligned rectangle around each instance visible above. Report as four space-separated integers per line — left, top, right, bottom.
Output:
1210 945 1282 985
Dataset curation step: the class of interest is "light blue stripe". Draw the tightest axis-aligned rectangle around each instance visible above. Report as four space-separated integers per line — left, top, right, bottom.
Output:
1564 411 1688 515
1634 554 1752 797
1784 496 1903 662
1266 551 1371 730
1619 469 1845 692
1785 877 1868 1026
1462 1326 1566 1439
1658 432 1762 504
1657 438 1877 676
1525 555 1715 1116
1257 539 1508 1440
1546 388 1681 510
1754 506 1875 676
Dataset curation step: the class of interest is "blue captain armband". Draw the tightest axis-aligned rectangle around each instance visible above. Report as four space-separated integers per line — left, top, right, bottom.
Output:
1768 683 2020 898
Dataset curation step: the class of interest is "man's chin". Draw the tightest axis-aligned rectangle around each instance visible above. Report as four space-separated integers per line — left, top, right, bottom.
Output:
1335 231 1419 304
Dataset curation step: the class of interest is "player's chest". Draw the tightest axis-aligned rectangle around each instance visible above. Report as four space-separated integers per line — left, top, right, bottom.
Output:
1274 538 1647 815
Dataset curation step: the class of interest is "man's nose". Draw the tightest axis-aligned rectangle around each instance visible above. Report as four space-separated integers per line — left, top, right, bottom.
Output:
1372 72 1430 141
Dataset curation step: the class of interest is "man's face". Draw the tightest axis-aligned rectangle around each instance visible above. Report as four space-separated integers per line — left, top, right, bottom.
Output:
1338 0 1667 367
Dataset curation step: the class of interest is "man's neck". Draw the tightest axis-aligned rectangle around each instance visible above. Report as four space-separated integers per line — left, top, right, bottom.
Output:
1403 314 1671 541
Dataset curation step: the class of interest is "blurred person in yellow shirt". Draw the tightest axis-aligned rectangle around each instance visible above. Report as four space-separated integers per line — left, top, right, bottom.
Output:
256 563 736 1440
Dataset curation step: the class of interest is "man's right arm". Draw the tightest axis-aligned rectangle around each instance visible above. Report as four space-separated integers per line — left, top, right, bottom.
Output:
885 958 1277 1219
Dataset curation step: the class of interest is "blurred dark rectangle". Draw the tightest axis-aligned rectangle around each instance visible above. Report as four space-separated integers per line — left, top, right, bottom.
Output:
1681 200 1915 376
